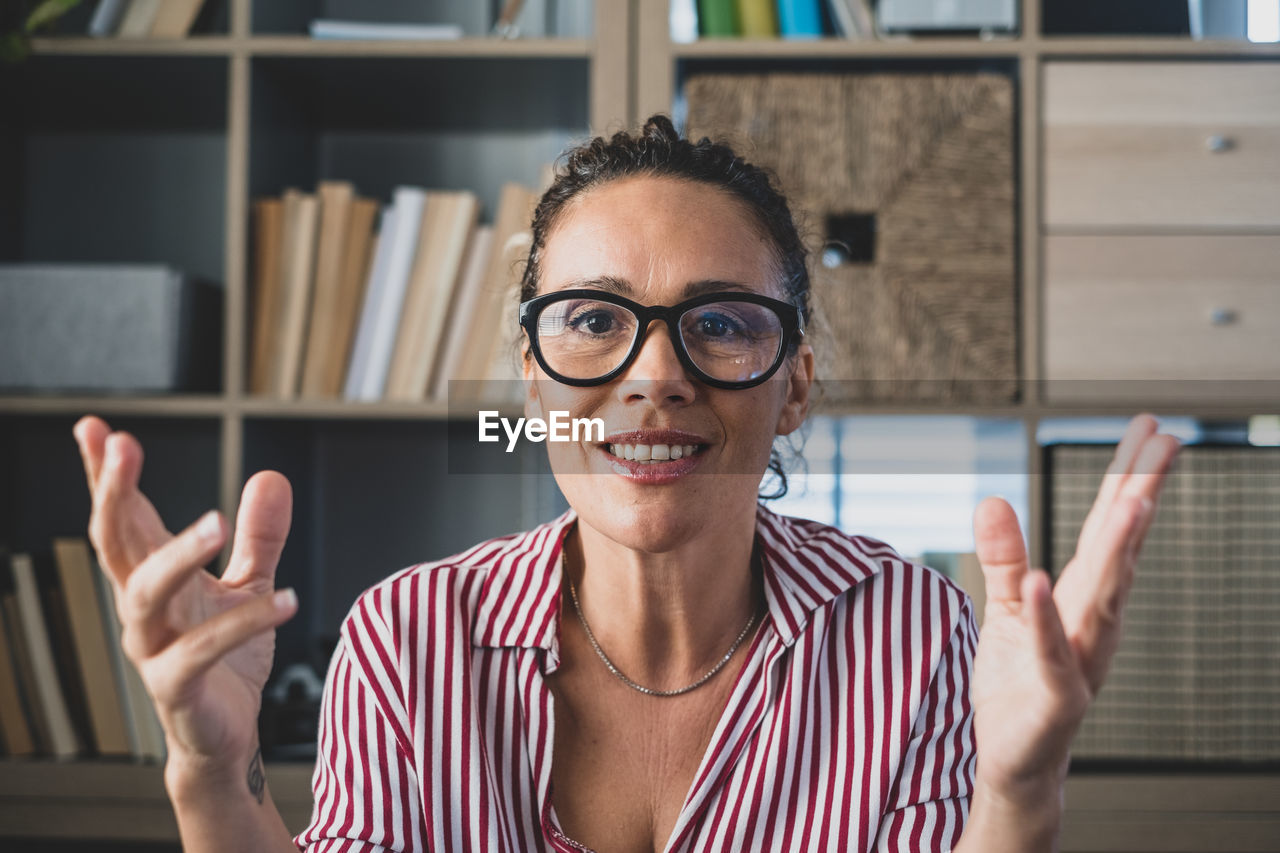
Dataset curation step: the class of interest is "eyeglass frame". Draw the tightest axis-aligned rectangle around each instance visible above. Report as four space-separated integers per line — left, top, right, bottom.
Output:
518 288 806 390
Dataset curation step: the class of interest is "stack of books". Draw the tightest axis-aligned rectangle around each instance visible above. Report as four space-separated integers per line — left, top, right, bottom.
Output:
0 540 165 762
672 0 875 40
248 180 543 405
87 0 206 39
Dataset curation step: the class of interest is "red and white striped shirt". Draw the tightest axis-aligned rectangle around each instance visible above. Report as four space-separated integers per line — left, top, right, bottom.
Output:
294 504 978 852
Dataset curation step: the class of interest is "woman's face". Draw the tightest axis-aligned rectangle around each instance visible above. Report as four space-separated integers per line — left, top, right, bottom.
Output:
524 175 814 552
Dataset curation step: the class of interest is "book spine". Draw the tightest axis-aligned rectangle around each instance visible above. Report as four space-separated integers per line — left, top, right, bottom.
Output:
737 0 778 36
777 0 824 37
343 205 398 402
360 188 427 401
10 554 81 758
697 0 739 36
88 0 129 36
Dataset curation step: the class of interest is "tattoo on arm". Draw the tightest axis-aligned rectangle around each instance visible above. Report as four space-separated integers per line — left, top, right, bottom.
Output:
246 746 265 804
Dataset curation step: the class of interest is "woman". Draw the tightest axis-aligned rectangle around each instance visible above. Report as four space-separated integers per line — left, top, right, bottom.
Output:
74 116 1179 852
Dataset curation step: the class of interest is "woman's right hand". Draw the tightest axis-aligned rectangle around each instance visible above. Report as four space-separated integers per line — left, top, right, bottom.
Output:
73 415 298 775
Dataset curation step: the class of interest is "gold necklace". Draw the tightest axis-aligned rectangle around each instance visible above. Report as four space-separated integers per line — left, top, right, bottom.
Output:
563 546 763 697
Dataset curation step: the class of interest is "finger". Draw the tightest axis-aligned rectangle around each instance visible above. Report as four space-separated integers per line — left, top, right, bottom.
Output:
222 471 293 589
973 496 1029 604
146 588 298 706
123 510 227 654
73 415 112 496
1076 414 1158 549
1118 434 1181 557
1023 569 1072 669
89 431 148 579
1064 493 1148 692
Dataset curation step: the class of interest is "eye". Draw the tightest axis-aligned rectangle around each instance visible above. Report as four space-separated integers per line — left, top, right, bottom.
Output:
568 308 616 335
694 311 740 338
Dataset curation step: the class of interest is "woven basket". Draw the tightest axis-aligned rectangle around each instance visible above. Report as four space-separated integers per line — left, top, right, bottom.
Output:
683 72 1018 405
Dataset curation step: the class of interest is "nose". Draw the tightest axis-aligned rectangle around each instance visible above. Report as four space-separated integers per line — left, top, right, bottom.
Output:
614 320 696 406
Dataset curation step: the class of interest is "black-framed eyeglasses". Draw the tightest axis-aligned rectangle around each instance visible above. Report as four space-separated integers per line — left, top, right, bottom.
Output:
519 289 805 390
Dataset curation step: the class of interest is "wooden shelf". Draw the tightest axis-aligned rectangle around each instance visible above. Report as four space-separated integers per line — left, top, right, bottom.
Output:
673 35 1021 59
246 35 592 58
0 395 227 418
29 36 593 59
0 759 314 842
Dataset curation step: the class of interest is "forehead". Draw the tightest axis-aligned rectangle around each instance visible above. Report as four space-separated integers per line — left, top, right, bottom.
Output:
538 175 782 299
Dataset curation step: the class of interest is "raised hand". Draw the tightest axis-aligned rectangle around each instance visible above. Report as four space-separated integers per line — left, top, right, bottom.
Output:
73 415 298 771
968 413 1180 799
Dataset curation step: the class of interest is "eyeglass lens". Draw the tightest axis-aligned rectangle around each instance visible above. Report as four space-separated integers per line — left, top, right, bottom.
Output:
534 297 785 384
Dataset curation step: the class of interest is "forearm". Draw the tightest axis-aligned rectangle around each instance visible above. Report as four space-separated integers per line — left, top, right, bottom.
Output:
164 743 301 853
953 771 1065 853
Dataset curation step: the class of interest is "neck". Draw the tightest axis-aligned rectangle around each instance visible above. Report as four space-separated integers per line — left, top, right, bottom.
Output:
562 509 766 693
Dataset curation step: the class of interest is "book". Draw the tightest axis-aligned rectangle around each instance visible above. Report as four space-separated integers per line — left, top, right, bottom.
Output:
308 20 463 41
93 562 165 761
736 0 778 36
300 181 356 399
385 191 480 401
827 0 871 37
1 553 46 753
322 197 379 397
275 189 321 398
452 184 537 396
494 0 528 37
0 546 35 757
88 0 128 37
53 538 131 756
149 0 205 38
697 0 738 36
249 197 285 396
10 553 81 758
347 187 427 401
431 224 495 401
554 0 594 37
670 0 700 43
34 552 95 753
117 0 161 38
777 0 824 37
343 205 398 402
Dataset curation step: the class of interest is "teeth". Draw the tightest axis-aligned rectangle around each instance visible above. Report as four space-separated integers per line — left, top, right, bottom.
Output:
605 443 701 462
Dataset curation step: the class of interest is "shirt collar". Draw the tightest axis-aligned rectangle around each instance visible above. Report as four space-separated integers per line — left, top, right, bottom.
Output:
470 504 883 651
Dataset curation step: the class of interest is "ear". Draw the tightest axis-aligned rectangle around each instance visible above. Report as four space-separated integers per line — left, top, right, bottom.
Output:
775 343 814 437
521 338 545 422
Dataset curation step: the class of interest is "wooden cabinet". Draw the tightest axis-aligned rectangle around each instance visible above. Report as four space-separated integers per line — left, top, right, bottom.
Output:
1044 234 1280 399
1044 61 1280 228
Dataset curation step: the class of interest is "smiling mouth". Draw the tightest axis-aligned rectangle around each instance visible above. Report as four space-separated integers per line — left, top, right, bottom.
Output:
604 443 705 463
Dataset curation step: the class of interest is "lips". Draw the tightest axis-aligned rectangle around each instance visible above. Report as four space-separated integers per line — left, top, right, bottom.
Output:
596 428 711 483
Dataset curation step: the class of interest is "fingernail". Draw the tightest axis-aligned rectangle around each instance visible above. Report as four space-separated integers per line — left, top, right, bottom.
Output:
274 588 298 612
1139 496 1154 517
197 511 222 543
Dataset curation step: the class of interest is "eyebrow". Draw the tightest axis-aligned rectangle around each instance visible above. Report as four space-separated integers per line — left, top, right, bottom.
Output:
559 276 755 299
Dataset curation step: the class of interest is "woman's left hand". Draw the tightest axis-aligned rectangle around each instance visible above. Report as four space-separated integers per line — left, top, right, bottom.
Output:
968 413 1181 804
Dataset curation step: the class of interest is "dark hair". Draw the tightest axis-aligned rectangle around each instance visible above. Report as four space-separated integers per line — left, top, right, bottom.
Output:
520 114 812 500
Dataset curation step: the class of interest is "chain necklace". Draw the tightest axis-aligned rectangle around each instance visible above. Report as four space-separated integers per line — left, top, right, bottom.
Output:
563 547 764 697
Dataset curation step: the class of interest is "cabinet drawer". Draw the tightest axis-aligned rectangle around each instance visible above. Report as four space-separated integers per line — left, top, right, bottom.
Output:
1043 235 1280 402
1044 62 1280 228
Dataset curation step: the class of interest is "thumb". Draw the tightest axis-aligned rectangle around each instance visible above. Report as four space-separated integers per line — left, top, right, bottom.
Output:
973 495 1029 604
222 470 293 588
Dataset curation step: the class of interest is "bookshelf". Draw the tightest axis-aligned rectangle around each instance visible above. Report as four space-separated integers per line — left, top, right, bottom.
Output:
1 0 1278 848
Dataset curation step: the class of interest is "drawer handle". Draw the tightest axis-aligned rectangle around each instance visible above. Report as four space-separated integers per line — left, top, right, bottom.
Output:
1205 134 1236 153
1210 307 1239 326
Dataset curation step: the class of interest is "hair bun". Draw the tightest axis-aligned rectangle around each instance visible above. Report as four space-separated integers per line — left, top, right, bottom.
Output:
640 114 681 143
